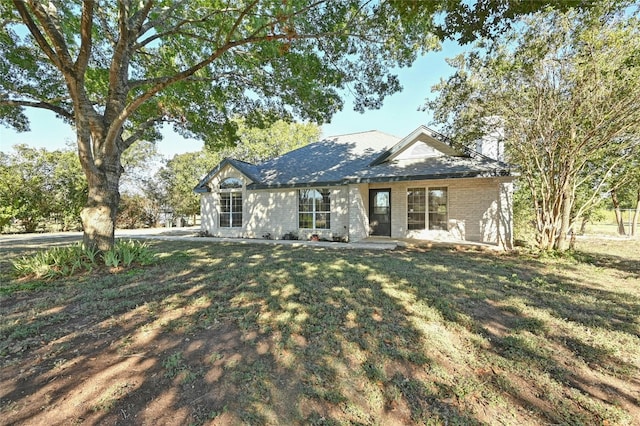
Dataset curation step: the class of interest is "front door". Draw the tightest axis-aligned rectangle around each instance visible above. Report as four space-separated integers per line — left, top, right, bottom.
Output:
369 189 391 236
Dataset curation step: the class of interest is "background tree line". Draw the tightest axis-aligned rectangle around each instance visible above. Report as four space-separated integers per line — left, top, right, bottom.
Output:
0 144 86 232
0 119 319 232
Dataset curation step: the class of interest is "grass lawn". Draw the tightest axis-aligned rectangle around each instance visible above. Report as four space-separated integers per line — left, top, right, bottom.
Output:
1 237 639 425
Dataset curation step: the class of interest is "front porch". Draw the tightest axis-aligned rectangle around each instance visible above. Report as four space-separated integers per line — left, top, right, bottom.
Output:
360 236 503 251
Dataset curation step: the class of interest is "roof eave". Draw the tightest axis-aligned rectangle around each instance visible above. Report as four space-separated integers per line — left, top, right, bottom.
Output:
248 180 344 190
346 169 514 184
369 125 462 167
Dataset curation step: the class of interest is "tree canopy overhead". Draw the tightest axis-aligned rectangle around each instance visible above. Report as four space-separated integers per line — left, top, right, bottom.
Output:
1 0 440 148
0 0 599 249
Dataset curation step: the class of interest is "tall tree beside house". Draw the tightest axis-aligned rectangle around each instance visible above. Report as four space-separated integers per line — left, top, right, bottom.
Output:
0 0 597 250
155 150 218 223
428 4 640 251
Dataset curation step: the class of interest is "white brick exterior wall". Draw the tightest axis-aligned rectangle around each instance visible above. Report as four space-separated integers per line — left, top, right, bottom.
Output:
200 176 351 241
365 177 513 248
348 184 369 241
200 166 513 248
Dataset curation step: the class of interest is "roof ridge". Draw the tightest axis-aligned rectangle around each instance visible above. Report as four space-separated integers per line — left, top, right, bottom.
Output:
225 157 253 165
251 130 399 166
324 129 400 139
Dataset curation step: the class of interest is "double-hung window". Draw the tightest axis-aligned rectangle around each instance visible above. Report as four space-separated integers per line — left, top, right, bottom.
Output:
219 178 242 228
407 188 426 230
428 187 448 230
407 187 448 230
299 189 331 229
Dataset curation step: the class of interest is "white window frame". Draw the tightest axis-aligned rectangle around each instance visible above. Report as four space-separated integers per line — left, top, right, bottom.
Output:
219 178 243 228
406 186 448 231
298 188 331 230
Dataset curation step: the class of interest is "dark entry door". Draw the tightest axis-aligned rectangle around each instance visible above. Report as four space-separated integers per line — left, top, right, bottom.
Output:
369 189 391 236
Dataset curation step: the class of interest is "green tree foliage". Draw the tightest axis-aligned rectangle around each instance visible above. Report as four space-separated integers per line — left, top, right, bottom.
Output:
50 148 88 230
226 119 320 164
428 4 640 250
0 152 21 231
155 119 319 221
0 0 591 250
0 145 87 232
155 150 217 221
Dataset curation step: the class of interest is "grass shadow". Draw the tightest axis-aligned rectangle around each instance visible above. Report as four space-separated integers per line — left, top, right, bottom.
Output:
1 238 639 424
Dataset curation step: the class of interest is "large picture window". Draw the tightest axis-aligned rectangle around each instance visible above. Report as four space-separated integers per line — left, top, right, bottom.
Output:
428 187 448 230
407 187 448 231
407 188 426 230
299 189 331 229
219 178 242 228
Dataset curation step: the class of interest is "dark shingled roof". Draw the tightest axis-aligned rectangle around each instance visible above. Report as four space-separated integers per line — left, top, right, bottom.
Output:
194 127 513 192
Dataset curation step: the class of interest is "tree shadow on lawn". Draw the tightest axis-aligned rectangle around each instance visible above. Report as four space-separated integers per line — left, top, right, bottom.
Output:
395 246 640 423
1 241 639 425
567 249 640 280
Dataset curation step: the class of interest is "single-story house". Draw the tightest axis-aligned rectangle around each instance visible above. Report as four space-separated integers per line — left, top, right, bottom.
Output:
194 126 515 248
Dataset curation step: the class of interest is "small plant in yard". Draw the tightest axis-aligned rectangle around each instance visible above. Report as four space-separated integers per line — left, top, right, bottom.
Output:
11 242 100 279
162 351 185 378
102 248 121 268
111 239 156 267
162 351 198 383
11 239 157 279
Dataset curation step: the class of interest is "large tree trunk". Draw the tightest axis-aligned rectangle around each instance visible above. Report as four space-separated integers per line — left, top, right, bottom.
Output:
611 190 626 236
81 181 120 251
78 132 123 251
555 189 573 251
535 202 558 251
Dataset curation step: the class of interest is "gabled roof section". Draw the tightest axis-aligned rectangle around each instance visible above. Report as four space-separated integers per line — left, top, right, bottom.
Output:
247 130 400 189
193 158 261 193
347 155 512 183
194 126 514 193
369 126 461 166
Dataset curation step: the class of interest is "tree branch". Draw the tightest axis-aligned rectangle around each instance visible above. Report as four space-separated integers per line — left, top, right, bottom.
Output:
23 0 75 72
120 116 164 150
226 0 260 45
96 6 118 47
137 0 189 38
133 11 229 50
108 24 347 147
74 0 94 75
12 1 61 68
0 98 73 120
129 0 154 35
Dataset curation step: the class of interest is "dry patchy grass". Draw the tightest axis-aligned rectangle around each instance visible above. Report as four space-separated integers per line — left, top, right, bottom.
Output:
0 236 639 425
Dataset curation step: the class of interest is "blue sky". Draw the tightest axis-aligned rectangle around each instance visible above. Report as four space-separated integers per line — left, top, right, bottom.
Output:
0 41 464 158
